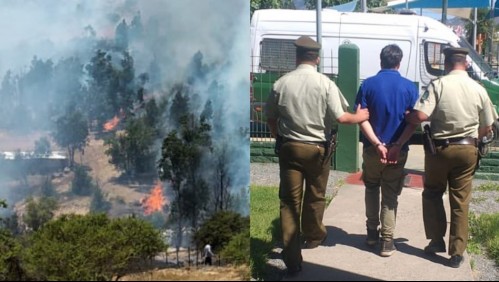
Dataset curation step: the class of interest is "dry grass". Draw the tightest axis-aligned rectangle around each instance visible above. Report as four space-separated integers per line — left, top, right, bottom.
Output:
76 135 148 204
119 265 250 281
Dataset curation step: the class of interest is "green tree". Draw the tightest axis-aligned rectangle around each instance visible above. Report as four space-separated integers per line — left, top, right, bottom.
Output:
85 49 117 126
71 166 95 196
90 185 111 214
52 108 89 168
105 117 156 175
144 98 161 130
0 200 24 281
465 8 495 57
192 211 249 254
116 51 136 116
158 91 212 263
220 230 250 265
22 197 58 232
34 137 51 156
168 84 190 127
23 214 166 281
0 229 24 281
251 0 295 17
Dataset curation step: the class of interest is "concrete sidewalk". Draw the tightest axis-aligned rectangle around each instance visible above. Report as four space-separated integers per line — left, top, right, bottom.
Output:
283 145 474 281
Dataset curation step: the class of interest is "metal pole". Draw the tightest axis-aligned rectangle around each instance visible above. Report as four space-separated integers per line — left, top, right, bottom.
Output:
362 0 367 13
442 0 448 25
473 7 478 51
316 0 322 71
490 0 495 63
406 0 409 10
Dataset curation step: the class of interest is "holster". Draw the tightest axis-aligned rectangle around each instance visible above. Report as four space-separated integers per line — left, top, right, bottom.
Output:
423 124 436 155
323 130 338 165
275 135 283 155
475 136 493 174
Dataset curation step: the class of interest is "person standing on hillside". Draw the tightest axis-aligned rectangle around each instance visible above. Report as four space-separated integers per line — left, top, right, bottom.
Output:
265 35 369 277
203 243 215 266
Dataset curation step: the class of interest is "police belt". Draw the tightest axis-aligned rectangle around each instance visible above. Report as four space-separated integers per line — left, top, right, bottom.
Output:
282 137 325 147
433 137 478 147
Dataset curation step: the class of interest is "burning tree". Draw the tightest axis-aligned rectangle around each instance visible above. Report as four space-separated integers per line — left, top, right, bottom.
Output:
142 181 167 216
105 117 156 176
85 49 143 130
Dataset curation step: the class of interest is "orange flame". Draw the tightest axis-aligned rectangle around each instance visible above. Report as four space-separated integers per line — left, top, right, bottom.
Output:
103 116 120 132
143 181 166 215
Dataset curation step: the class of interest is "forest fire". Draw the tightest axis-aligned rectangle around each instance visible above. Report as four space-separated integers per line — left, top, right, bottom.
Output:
103 116 120 132
142 181 166 215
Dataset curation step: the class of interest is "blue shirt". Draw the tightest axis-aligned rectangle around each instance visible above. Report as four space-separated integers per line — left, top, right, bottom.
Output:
354 69 419 151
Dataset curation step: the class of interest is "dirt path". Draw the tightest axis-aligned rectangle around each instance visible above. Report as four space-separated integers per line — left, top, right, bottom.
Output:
77 134 152 207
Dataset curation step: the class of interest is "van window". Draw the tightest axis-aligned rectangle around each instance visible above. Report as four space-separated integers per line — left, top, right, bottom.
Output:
260 38 296 72
424 41 449 76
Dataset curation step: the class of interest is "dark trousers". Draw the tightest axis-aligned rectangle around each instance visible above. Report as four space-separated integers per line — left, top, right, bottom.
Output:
278 141 331 269
423 145 477 256
204 256 212 266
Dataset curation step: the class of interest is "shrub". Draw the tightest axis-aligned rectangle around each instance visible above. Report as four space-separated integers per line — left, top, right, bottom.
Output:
220 230 250 265
193 211 249 253
23 214 166 281
71 166 94 196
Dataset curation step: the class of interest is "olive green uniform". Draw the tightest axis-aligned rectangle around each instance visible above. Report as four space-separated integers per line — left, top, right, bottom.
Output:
414 69 496 257
266 61 348 270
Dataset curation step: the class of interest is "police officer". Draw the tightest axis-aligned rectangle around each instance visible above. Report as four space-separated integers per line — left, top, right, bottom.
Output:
402 47 497 268
265 35 369 276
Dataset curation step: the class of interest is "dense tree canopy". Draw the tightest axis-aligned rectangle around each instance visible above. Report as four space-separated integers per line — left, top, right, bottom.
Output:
23 214 166 281
192 211 249 253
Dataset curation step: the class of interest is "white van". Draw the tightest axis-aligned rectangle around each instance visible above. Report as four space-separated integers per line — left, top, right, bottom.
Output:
250 9 499 114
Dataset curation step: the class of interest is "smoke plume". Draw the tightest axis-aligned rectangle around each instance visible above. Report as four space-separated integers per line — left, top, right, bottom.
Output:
0 0 249 216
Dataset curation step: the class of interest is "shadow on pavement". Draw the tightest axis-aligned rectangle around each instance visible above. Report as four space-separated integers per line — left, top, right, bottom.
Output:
283 261 383 281
325 226 450 267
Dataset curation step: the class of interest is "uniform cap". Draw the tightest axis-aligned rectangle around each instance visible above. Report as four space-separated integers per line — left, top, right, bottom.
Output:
294 36 321 51
443 47 468 58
